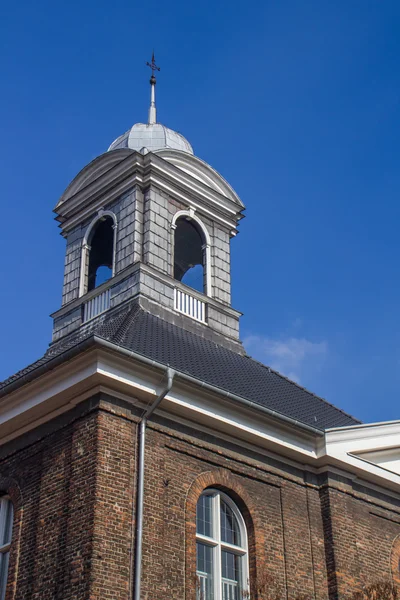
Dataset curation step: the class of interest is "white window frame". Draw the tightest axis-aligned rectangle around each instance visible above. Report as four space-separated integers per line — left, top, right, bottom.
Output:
0 496 13 600
196 489 249 600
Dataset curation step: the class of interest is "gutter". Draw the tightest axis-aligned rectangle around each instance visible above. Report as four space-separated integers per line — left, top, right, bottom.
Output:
132 367 175 600
0 335 324 437
0 337 99 398
94 337 324 437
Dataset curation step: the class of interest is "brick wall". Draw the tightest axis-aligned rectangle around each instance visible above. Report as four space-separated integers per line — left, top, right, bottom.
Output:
0 396 136 600
320 476 400 598
2 395 400 599
140 421 328 600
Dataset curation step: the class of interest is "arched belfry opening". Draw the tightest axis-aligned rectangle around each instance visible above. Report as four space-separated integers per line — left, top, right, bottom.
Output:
86 216 114 292
173 217 207 294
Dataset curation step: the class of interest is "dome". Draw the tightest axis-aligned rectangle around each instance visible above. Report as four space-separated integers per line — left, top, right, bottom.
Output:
108 122 194 155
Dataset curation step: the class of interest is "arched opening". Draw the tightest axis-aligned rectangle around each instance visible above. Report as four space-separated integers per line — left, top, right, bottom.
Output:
87 216 114 292
196 489 249 600
174 217 206 294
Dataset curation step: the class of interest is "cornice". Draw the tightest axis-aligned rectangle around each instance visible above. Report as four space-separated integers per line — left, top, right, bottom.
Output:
56 151 244 235
154 149 245 209
144 153 242 216
0 340 400 498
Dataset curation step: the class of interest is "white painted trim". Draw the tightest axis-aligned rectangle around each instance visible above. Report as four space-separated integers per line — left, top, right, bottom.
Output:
150 173 236 228
154 148 244 208
171 210 212 246
55 152 242 236
1 347 400 496
56 149 134 207
0 495 13 600
196 490 249 600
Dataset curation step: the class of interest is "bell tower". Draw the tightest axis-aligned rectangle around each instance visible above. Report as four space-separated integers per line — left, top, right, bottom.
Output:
51 60 245 351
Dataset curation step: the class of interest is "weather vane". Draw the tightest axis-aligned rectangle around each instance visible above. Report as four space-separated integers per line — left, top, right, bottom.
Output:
146 52 159 124
146 52 160 80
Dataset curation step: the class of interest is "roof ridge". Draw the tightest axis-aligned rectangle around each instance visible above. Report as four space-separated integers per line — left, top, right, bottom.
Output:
102 301 142 345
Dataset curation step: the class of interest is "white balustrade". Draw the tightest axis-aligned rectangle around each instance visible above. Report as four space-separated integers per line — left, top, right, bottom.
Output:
174 288 206 323
83 288 111 322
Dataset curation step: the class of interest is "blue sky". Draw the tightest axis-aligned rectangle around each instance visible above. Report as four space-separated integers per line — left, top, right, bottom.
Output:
1 0 400 424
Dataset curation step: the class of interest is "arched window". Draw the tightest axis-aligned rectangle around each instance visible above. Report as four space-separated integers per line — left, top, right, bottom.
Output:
87 216 114 292
80 213 116 296
0 496 13 600
173 217 207 294
196 489 248 600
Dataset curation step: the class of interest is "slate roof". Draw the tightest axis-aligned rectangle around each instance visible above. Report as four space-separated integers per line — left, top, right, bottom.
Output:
0 300 360 431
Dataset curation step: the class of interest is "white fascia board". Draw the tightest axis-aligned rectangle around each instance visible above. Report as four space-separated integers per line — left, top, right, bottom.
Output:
0 349 319 460
0 349 171 445
0 387 104 447
93 355 400 490
326 452 400 490
161 386 318 460
95 353 319 460
325 420 400 453
319 420 400 490
0 353 102 442
0 363 95 425
2 347 400 495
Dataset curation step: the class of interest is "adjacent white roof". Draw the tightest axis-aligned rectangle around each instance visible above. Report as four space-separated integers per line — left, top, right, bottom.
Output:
108 122 194 155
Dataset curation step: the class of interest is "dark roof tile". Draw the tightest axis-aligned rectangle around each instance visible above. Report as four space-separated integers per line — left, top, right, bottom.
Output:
0 300 360 431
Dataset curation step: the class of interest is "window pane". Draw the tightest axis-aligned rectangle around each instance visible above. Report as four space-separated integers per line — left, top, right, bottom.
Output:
2 501 13 547
196 542 214 600
222 551 241 600
0 551 10 600
196 494 213 537
220 499 241 546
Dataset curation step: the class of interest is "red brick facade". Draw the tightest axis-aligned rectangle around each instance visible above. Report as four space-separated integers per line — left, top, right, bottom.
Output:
0 394 399 599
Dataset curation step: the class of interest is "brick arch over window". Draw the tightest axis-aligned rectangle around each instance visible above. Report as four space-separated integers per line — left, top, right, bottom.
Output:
0 475 23 600
185 469 262 600
390 534 400 587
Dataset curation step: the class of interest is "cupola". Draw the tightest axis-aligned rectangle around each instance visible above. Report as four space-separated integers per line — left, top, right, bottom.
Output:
51 56 245 351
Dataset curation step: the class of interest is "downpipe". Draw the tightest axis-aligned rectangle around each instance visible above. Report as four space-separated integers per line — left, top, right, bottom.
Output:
133 367 175 600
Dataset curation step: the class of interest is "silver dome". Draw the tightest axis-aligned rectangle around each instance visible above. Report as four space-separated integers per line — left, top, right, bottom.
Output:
108 122 194 155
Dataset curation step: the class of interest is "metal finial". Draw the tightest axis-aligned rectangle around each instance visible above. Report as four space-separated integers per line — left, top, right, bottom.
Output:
146 52 160 125
146 51 160 81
